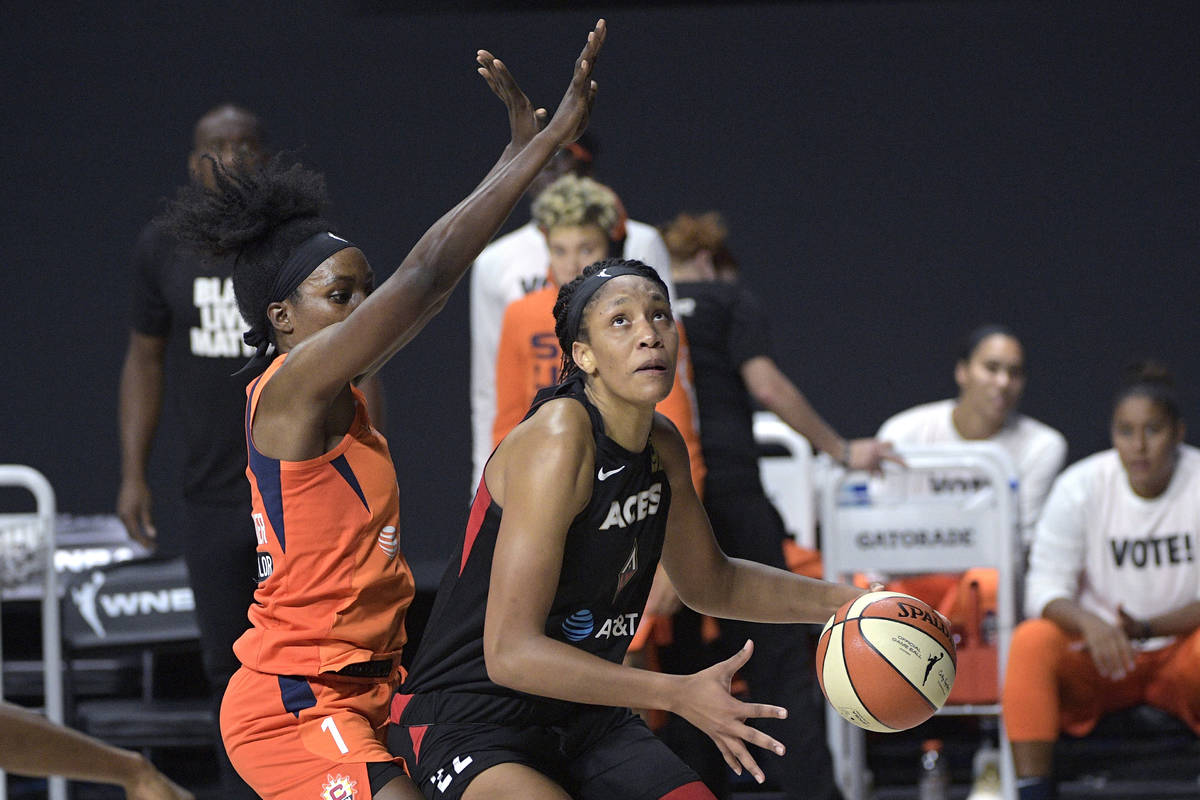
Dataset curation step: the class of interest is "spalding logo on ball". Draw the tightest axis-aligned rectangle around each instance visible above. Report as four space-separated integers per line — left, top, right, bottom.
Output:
816 591 956 732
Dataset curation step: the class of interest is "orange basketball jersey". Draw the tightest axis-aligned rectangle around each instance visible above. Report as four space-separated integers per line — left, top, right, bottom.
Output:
234 355 415 677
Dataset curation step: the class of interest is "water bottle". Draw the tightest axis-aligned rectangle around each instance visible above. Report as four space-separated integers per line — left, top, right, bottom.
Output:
981 608 998 647
967 739 1002 800
918 739 950 800
837 480 870 506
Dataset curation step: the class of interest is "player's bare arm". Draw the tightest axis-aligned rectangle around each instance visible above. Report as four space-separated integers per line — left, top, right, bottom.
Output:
291 21 604 391
653 414 861 623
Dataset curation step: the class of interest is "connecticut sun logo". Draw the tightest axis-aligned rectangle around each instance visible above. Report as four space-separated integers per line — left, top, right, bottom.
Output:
321 773 357 800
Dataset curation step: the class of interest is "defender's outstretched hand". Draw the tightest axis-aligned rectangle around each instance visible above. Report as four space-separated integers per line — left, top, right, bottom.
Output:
476 51 545 150
543 18 605 145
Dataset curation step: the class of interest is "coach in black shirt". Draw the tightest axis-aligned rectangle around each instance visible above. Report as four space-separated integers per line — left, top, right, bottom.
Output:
661 211 898 800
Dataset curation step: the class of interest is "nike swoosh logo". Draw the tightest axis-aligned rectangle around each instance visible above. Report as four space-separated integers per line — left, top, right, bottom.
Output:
597 268 612 277
597 465 626 481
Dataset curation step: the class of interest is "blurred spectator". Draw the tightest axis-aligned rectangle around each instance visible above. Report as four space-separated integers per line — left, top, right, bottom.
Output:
662 210 897 799
469 134 677 491
875 325 1066 624
1003 362 1200 800
492 174 705 492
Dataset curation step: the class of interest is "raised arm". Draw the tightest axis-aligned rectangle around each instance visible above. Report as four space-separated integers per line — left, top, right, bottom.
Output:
282 21 605 400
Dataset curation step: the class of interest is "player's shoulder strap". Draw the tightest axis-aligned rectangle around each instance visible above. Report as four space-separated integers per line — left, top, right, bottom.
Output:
524 372 603 439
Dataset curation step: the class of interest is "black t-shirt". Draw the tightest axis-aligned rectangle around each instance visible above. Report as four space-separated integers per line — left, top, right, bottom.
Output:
397 375 671 725
130 221 256 505
674 280 772 495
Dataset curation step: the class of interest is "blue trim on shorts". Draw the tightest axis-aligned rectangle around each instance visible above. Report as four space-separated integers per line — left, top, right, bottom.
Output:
277 675 317 717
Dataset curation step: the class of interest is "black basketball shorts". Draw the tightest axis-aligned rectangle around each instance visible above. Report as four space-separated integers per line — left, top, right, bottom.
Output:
391 705 701 800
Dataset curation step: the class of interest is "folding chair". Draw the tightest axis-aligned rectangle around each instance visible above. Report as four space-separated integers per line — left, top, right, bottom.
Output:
0 464 67 800
820 442 1019 800
752 411 815 549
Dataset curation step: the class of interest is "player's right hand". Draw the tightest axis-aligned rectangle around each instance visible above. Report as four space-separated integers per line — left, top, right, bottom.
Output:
1080 614 1136 680
117 478 157 550
670 640 786 785
544 19 605 146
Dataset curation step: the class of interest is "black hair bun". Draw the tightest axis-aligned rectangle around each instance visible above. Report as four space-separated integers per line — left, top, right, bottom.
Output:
1123 360 1174 388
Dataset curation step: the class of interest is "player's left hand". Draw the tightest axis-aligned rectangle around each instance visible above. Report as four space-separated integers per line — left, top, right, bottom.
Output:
476 50 546 150
1117 604 1154 642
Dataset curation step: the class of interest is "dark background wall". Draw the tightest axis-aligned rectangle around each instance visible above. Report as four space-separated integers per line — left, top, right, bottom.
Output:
3 1 1197 583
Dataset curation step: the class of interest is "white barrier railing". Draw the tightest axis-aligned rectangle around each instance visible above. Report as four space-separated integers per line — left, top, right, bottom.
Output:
0 465 67 800
753 411 816 549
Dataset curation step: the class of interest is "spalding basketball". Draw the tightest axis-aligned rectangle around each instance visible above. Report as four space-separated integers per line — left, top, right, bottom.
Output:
816 591 956 732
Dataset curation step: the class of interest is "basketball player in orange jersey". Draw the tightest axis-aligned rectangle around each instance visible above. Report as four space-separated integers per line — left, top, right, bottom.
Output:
156 21 606 800
492 173 706 492
390 260 867 800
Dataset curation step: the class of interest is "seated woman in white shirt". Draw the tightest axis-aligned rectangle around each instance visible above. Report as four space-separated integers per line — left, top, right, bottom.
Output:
1002 362 1200 800
875 324 1067 622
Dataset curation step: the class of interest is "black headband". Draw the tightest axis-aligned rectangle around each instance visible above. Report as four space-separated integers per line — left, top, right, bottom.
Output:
234 231 356 376
564 264 666 344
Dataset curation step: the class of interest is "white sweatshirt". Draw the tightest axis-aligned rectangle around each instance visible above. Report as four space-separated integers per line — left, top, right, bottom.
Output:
1025 445 1200 648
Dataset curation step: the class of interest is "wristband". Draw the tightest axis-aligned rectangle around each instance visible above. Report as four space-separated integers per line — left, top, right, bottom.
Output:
1139 619 1153 640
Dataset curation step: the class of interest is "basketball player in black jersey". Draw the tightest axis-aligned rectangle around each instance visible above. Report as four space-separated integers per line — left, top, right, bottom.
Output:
390 260 866 800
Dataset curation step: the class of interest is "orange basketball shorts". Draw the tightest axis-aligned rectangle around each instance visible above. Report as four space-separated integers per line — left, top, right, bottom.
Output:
221 665 407 799
1003 618 1200 742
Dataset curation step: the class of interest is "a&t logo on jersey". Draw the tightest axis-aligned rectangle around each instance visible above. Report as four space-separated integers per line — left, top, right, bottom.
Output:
561 609 595 641
320 773 357 800
377 525 398 560
562 608 640 641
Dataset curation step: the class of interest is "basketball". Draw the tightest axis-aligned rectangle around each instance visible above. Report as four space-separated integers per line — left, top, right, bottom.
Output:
816 591 956 732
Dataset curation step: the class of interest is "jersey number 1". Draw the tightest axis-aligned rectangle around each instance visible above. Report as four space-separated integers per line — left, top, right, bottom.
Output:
321 716 350 755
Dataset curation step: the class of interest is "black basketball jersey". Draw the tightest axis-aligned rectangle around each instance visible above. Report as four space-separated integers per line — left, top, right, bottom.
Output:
396 374 672 725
